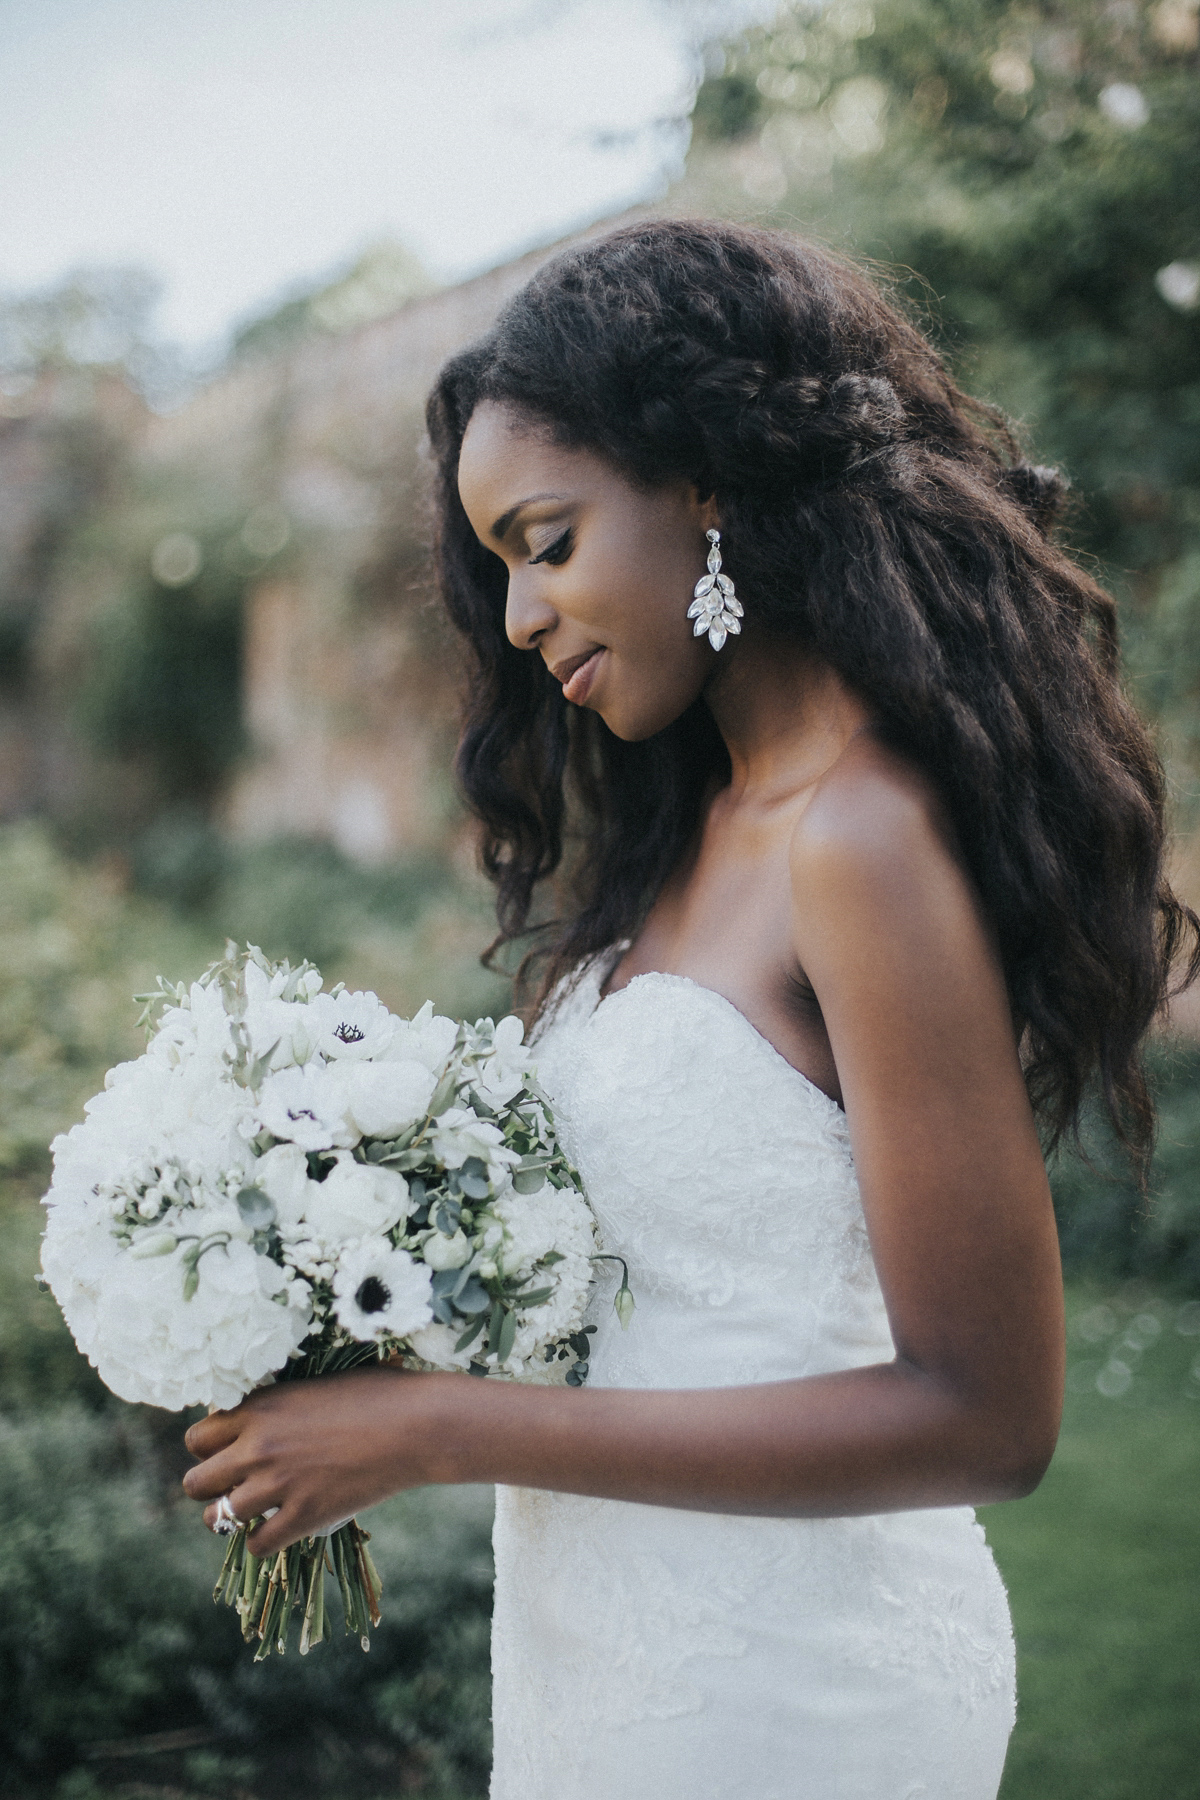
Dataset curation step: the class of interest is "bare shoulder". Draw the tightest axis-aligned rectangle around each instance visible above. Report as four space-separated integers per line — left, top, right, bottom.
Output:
790 731 960 898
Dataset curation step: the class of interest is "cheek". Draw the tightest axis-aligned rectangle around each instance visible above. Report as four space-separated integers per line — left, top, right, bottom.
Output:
582 516 694 646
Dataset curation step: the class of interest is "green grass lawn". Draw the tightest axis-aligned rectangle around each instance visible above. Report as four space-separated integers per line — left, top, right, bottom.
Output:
985 1284 1200 1800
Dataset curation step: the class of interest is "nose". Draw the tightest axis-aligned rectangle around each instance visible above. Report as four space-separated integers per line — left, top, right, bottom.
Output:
505 572 558 652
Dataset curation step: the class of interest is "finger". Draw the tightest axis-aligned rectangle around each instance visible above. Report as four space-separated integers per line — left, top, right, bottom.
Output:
202 1485 278 1534
246 1504 303 1559
182 1444 251 1503
184 1408 242 1459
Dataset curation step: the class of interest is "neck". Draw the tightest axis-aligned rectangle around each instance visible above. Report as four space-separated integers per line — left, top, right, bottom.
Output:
703 632 875 805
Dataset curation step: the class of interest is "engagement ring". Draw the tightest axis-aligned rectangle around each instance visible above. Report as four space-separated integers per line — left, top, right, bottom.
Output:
212 1493 242 1536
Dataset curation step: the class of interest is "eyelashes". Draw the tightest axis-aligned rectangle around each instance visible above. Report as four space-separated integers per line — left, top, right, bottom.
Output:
528 528 573 567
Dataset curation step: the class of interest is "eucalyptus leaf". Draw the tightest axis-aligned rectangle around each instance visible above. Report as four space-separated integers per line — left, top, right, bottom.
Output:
387 1147 435 1172
454 1314 487 1353
512 1285 554 1309
455 1277 491 1315
496 1306 517 1365
428 1067 459 1118
236 1187 276 1231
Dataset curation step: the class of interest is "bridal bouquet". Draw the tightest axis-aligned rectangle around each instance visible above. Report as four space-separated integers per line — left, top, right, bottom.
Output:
41 944 630 1659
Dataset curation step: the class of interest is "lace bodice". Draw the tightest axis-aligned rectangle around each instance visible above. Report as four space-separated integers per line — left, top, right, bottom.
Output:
490 957 1016 1800
533 963 890 1392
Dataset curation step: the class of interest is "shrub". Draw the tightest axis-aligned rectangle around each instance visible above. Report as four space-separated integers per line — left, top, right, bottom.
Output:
0 1406 493 1799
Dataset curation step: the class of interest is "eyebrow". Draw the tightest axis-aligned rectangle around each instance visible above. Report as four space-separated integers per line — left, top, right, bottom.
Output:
490 492 566 542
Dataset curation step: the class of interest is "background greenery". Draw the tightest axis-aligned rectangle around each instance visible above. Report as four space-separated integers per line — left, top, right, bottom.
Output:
2 816 1197 1799
1 0 1198 1792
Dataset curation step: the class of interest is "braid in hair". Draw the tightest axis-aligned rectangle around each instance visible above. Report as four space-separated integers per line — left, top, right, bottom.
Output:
427 219 1198 1165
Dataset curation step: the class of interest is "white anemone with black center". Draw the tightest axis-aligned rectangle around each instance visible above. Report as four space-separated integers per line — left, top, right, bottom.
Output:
331 1239 434 1343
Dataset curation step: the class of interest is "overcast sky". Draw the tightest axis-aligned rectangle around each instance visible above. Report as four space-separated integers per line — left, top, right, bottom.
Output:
0 0 771 357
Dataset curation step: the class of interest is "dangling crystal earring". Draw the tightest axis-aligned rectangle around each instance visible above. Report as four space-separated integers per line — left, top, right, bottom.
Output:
687 528 743 652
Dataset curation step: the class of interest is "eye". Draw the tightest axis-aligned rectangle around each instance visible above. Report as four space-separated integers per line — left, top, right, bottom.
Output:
528 527 573 567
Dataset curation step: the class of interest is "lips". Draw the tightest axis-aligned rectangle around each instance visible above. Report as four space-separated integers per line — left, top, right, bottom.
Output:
550 648 604 706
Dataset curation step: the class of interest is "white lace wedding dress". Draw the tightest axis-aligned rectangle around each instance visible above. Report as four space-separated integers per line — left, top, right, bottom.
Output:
490 963 1017 1800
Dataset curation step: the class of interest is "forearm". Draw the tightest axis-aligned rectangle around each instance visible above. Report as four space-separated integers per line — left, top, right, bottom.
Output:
419 1360 1052 1517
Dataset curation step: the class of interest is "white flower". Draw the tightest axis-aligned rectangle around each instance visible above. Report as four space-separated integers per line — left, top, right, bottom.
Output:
429 1108 518 1175
145 979 236 1073
256 1064 357 1151
490 1182 597 1372
255 1142 321 1233
331 1059 436 1139
404 1320 475 1372
421 1227 472 1271
242 994 324 1071
303 1154 409 1244
332 1241 432 1342
42 1212 312 1411
494 1181 596 1280
53 1056 254 1199
473 1015 531 1107
387 1001 458 1074
311 988 397 1062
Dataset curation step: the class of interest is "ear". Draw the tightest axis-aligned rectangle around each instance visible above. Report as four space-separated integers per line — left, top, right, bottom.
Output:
692 488 721 533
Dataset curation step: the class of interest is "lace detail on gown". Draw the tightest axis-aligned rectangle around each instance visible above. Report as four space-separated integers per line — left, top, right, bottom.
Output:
491 962 1016 1800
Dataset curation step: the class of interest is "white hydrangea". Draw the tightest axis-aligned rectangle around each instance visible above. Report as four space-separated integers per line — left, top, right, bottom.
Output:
42 1211 312 1410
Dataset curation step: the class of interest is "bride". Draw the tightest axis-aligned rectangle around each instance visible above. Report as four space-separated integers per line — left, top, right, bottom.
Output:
184 220 1197 1797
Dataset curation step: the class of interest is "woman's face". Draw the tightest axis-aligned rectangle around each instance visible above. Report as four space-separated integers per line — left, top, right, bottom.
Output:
457 401 719 741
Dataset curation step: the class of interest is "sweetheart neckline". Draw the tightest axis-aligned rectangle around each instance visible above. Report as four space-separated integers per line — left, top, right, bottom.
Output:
587 967 847 1126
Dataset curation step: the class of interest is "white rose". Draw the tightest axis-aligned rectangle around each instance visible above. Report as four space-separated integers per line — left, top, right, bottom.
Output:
421 1228 472 1271
254 1142 320 1232
331 1059 436 1139
303 1154 409 1243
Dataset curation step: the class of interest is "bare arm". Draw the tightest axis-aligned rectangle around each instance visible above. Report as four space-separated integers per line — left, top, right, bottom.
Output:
184 763 1064 1553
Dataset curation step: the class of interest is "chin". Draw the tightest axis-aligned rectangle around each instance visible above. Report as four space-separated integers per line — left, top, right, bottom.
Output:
594 674 704 743
595 701 685 743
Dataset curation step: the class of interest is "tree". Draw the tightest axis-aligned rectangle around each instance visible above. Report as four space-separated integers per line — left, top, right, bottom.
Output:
683 0 1200 789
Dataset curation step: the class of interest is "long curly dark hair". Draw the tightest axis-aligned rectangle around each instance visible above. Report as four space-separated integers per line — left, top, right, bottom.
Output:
426 218 1198 1162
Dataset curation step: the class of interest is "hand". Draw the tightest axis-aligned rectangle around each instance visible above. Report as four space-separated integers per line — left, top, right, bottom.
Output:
182 1366 453 1557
